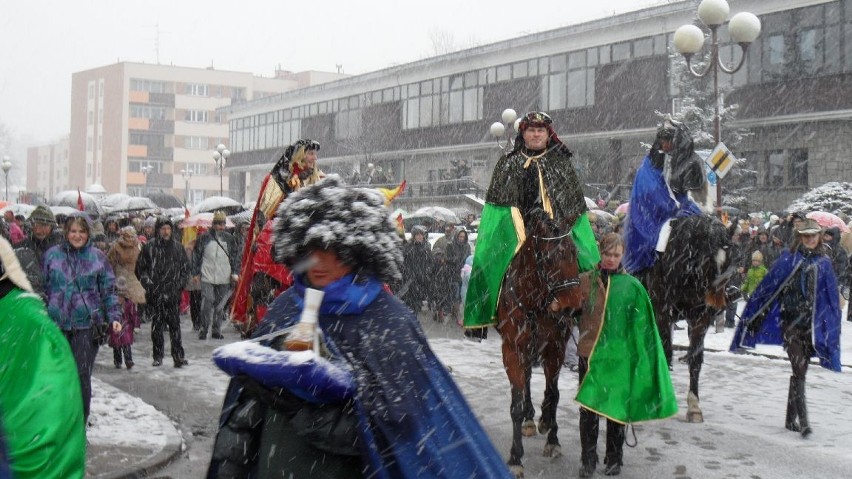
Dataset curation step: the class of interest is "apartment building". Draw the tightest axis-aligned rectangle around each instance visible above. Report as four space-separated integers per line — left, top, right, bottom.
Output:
26 136 69 200
67 62 346 205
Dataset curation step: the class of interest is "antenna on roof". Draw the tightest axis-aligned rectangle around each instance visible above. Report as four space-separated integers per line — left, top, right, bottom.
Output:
336 64 343 74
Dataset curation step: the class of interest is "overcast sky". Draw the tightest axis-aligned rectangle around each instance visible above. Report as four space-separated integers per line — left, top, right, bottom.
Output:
0 0 672 144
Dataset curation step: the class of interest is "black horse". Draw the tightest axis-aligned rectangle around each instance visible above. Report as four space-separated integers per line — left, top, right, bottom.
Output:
641 214 736 422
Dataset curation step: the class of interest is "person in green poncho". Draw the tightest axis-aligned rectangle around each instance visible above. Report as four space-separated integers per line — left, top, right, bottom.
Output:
574 233 677 477
0 235 86 479
464 111 600 338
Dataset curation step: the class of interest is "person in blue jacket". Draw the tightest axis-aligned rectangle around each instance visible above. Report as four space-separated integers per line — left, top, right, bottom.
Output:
208 176 510 478
623 117 705 276
730 218 842 437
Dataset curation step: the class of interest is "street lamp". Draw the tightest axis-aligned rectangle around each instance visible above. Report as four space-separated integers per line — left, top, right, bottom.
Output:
140 164 153 195
2 156 12 202
180 168 193 207
673 0 761 208
212 143 230 197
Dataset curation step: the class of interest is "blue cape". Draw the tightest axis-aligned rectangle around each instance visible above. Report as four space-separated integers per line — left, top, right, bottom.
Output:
229 273 511 478
623 155 702 273
730 250 842 372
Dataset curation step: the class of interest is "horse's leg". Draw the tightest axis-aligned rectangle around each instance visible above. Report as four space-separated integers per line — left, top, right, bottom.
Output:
522 367 536 437
656 305 673 369
538 331 565 458
686 310 711 423
502 329 529 476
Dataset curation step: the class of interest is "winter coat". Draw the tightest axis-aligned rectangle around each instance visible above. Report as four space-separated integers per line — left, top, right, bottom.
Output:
191 229 240 280
43 241 122 331
741 264 768 295
0 282 86 478
135 220 190 305
824 227 848 286
108 299 139 348
106 233 146 304
401 239 433 305
207 273 511 479
445 232 471 273
13 231 63 300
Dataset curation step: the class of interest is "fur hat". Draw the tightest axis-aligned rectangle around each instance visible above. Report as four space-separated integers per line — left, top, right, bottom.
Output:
0 236 33 292
29 205 56 225
751 250 763 263
795 218 822 235
274 175 403 283
213 210 227 224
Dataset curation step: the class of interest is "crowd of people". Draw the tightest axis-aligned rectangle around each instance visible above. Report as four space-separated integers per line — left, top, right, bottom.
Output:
1 118 847 477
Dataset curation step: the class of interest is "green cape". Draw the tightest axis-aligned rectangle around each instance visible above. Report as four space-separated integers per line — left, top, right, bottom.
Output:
0 288 86 478
464 204 599 328
575 273 678 424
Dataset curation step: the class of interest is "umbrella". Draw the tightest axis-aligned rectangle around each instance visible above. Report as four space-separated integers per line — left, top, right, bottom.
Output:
146 192 185 209
806 211 850 233
1 204 37 218
181 212 235 229
228 209 254 225
410 206 460 224
100 193 132 210
590 209 615 222
49 206 80 218
106 196 159 213
584 197 597 210
50 190 102 216
192 196 244 215
615 202 629 215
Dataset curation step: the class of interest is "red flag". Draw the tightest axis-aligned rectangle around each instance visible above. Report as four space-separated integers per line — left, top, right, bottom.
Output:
77 189 85 211
185 206 191 219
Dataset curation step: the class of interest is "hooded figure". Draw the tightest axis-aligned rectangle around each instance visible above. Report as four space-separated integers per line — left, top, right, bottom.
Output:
232 139 324 334
623 117 705 274
208 176 510 479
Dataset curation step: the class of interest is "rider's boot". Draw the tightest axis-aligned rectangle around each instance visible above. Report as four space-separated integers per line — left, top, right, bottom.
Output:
603 421 624 476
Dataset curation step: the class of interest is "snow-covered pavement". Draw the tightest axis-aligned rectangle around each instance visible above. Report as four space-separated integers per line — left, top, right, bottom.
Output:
87 306 852 478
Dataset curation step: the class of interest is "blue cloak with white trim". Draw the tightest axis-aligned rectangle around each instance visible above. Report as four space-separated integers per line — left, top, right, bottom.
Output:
623 155 702 274
730 250 842 372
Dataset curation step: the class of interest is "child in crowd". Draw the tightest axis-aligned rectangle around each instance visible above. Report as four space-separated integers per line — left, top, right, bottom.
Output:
741 250 768 300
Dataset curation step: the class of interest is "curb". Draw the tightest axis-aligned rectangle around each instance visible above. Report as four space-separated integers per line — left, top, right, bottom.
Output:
92 427 183 479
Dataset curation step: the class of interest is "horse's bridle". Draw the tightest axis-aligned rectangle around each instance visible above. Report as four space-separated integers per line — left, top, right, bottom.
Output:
534 232 581 301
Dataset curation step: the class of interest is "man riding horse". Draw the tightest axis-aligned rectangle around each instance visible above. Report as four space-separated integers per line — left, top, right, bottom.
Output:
623 117 707 277
464 111 600 332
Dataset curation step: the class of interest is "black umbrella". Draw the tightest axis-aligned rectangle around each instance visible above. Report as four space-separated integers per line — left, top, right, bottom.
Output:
145 192 184 209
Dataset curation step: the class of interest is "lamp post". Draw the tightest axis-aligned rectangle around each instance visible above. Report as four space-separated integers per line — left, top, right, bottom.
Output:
212 143 230 197
180 168 193 207
140 164 153 195
673 0 761 208
2 156 12 202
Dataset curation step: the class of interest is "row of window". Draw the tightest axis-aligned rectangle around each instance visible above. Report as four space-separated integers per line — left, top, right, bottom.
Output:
738 149 808 188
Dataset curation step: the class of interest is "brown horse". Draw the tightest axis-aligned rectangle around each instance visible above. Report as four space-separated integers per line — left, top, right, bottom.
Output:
641 214 736 423
495 213 584 478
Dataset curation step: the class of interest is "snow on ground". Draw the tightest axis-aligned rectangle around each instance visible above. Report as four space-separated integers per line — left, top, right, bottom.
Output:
87 304 852 478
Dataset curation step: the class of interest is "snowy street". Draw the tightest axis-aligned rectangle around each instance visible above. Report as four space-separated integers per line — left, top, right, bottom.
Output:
87 303 852 478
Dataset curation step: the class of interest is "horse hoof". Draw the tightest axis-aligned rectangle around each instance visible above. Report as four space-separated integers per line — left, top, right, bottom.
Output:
509 464 524 478
537 420 552 435
686 391 703 423
687 410 704 423
542 443 562 458
522 420 537 437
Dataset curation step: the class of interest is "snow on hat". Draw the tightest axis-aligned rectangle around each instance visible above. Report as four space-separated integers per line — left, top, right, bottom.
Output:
795 218 822 235
0 236 33 292
213 210 227 224
143 216 157 228
274 175 403 283
751 250 763 263
29 205 56 225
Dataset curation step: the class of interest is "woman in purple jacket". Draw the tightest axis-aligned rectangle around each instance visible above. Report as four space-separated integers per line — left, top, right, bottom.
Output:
43 213 123 422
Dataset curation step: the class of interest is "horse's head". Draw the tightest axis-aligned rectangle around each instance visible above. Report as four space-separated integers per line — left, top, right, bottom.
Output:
528 213 583 313
661 119 706 197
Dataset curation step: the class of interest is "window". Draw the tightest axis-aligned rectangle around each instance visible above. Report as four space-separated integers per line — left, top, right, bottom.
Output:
130 104 166 120
789 149 808 186
185 110 209 123
798 29 817 62
768 34 785 65
88 111 93 125
612 42 631 62
187 83 208 96
184 136 209 150
335 109 362 139
88 83 95 99
547 73 566 110
130 79 165 93
766 151 785 187
87 137 92 152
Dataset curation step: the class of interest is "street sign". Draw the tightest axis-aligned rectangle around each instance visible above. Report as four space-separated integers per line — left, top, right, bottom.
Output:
705 142 736 179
